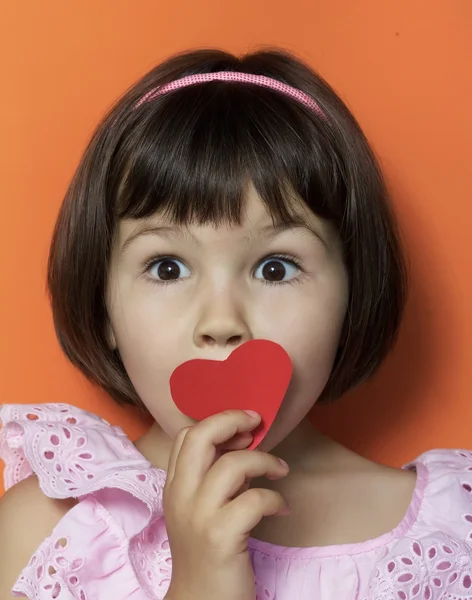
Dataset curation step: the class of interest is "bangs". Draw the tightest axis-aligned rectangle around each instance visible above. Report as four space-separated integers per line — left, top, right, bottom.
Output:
113 82 346 228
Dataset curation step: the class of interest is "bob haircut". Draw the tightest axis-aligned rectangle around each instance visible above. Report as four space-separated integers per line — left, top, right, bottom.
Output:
47 48 408 412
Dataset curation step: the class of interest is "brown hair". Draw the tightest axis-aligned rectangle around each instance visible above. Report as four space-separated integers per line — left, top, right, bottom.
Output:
47 48 408 412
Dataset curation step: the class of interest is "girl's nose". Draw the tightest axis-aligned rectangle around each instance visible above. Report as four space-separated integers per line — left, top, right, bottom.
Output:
193 298 252 349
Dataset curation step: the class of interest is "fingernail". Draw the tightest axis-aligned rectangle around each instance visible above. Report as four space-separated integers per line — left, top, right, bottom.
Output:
276 504 291 516
244 410 260 420
277 458 289 469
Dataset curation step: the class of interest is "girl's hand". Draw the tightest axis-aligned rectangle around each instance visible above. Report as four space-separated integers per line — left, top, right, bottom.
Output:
163 409 290 600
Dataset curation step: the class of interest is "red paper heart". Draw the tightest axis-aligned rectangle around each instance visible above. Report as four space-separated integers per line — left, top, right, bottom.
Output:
170 339 293 450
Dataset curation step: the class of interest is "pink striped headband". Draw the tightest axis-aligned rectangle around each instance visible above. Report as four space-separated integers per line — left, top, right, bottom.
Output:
135 71 325 118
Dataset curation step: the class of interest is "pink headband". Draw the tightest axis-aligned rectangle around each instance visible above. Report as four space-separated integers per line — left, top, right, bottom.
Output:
135 71 325 117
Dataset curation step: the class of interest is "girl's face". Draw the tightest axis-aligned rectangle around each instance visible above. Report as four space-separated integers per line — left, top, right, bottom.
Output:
107 184 348 452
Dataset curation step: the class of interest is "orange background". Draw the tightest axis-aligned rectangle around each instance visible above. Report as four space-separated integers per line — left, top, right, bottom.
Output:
1 1 471 495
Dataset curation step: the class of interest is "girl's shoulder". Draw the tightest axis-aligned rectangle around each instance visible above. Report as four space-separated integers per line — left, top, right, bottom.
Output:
0 474 76 599
404 446 472 529
0 471 77 535
368 447 472 598
0 402 168 599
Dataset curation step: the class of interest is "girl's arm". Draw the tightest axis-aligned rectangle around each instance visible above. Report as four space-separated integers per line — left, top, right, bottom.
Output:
0 475 76 599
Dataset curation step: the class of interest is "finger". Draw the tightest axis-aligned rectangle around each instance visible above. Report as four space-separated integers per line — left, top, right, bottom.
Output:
173 410 262 495
166 426 191 484
233 479 251 499
222 487 290 536
197 450 289 511
219 431 253 452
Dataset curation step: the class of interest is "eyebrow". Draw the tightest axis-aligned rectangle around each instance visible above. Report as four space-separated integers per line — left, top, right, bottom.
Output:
120 225 194 254
249 219 327 247
120 217 327 255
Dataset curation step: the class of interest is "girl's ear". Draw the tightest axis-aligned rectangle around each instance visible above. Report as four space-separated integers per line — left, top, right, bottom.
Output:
106 321 117 351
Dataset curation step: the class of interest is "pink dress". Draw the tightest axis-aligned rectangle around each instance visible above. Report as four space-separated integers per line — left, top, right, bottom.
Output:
1 403 472 600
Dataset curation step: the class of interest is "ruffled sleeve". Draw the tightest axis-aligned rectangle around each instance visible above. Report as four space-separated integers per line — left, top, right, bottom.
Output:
368 449 472 599
0 403 169 599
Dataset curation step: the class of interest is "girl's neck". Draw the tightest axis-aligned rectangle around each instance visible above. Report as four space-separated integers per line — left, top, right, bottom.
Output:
135 416 418 549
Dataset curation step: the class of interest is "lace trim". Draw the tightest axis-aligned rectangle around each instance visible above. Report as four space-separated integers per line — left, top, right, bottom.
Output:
0 403 166 528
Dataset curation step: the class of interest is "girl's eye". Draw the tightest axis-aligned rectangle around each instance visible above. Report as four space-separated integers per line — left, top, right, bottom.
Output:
254 257 300 283
148 258 190 282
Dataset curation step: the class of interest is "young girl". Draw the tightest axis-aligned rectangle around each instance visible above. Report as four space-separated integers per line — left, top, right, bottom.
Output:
1 47 471 600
